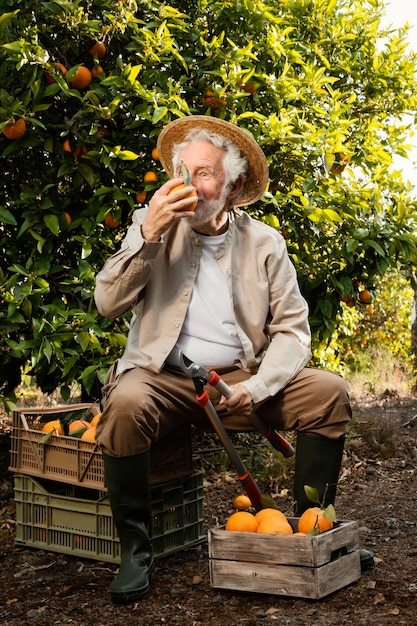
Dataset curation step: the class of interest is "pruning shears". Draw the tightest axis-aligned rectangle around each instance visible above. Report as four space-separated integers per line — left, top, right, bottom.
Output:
179 351 292 510
178 351 294 458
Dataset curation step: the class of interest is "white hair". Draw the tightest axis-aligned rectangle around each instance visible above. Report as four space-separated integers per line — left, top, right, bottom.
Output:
171 128 248 189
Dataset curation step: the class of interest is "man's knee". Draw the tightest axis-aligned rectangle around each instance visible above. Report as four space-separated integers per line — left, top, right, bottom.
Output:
97 374 156 455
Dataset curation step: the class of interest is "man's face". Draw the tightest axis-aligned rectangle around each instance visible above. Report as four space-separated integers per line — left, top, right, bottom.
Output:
177 140 231 226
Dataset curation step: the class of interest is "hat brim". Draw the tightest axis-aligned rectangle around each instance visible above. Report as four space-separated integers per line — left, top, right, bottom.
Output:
157 116 269 207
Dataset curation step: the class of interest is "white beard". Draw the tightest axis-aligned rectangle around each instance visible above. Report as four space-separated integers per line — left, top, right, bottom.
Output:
189 185 231 227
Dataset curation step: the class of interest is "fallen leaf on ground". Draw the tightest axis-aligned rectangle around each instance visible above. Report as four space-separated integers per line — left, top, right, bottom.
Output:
374 592 385 604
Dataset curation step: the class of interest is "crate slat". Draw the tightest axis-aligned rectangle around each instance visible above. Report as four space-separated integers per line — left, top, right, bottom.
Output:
209 551 361 599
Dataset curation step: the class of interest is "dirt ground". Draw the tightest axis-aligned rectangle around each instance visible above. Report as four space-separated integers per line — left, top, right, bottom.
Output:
0 390 416 626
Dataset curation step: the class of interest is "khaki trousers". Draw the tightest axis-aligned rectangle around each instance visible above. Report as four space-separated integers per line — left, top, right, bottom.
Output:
96 363 352 457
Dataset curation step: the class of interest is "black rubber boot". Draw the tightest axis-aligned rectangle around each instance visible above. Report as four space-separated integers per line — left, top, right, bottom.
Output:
293 432 345 515
103 450 154 604
293 432 374 571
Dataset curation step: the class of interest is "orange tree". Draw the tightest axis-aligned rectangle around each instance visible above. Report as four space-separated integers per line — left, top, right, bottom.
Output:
1 0 417 410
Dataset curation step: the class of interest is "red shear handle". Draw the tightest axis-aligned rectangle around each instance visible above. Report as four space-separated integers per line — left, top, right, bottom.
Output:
208 370 221 387
264 426 295 458
196 389 210 408
238 471 263 511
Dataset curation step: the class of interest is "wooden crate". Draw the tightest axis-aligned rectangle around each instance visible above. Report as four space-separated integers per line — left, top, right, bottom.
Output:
208 517 361 599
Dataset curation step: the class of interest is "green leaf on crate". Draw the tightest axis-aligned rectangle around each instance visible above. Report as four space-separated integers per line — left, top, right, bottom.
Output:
38 430 54 444
323 504 337 522
68 426 89 438
304 485 320 504
39 409 90 425
260 495 279 509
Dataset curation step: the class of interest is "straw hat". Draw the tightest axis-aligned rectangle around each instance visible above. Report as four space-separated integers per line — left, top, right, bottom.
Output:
157 115 269 207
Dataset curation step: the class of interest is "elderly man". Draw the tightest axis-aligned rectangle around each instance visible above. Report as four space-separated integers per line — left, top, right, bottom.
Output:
94 116 358 604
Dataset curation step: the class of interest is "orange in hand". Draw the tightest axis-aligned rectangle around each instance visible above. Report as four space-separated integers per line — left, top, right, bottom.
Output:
169 161 197 211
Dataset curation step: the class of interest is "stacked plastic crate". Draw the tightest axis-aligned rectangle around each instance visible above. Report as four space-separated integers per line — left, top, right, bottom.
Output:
9 403 205 563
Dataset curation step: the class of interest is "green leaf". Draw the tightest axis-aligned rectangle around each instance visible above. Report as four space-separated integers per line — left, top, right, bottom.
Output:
8 264 28 275
353 228 369 239
261 214 280 229
0 206 17 225
365 239 385 256
75 332 91 352
44 214 59 236
323 504 337 522
77 163 95 186
304 485 320 504
319 298 333 319
0 11 19 28
67 426 88 438
38 431 54 444
117 150 140 161
346 239 359 253
152 106 168 124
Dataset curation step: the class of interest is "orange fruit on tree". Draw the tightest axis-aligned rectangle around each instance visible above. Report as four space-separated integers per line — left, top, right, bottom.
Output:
89 41 106 58
91 66 104 78
257 517 293 535
45 62 67 84
255 508 288 525
144 170 158 183
225 511 258 532
237 78 256 94
298 507 333 535
136 190 147 204
64 212 72 226
104 213 120 228
68 419 91 434
70 65 92 90
233 495 252 510
330 152 350 175
358 289 372 303
96 126 108 138
2 118 26 140
62 138 72 153
81 426 97 442
74 145 88 159
151 147 159 161
41 419 64 435
204 90 226 109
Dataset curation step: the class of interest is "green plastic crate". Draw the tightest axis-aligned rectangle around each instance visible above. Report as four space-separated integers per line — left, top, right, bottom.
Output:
14 471 205 563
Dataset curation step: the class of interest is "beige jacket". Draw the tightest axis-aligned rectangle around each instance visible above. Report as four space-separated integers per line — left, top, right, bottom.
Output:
94 208 311 404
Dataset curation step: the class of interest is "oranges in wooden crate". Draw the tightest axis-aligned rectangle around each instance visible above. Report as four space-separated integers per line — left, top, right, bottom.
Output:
225 495 335 536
